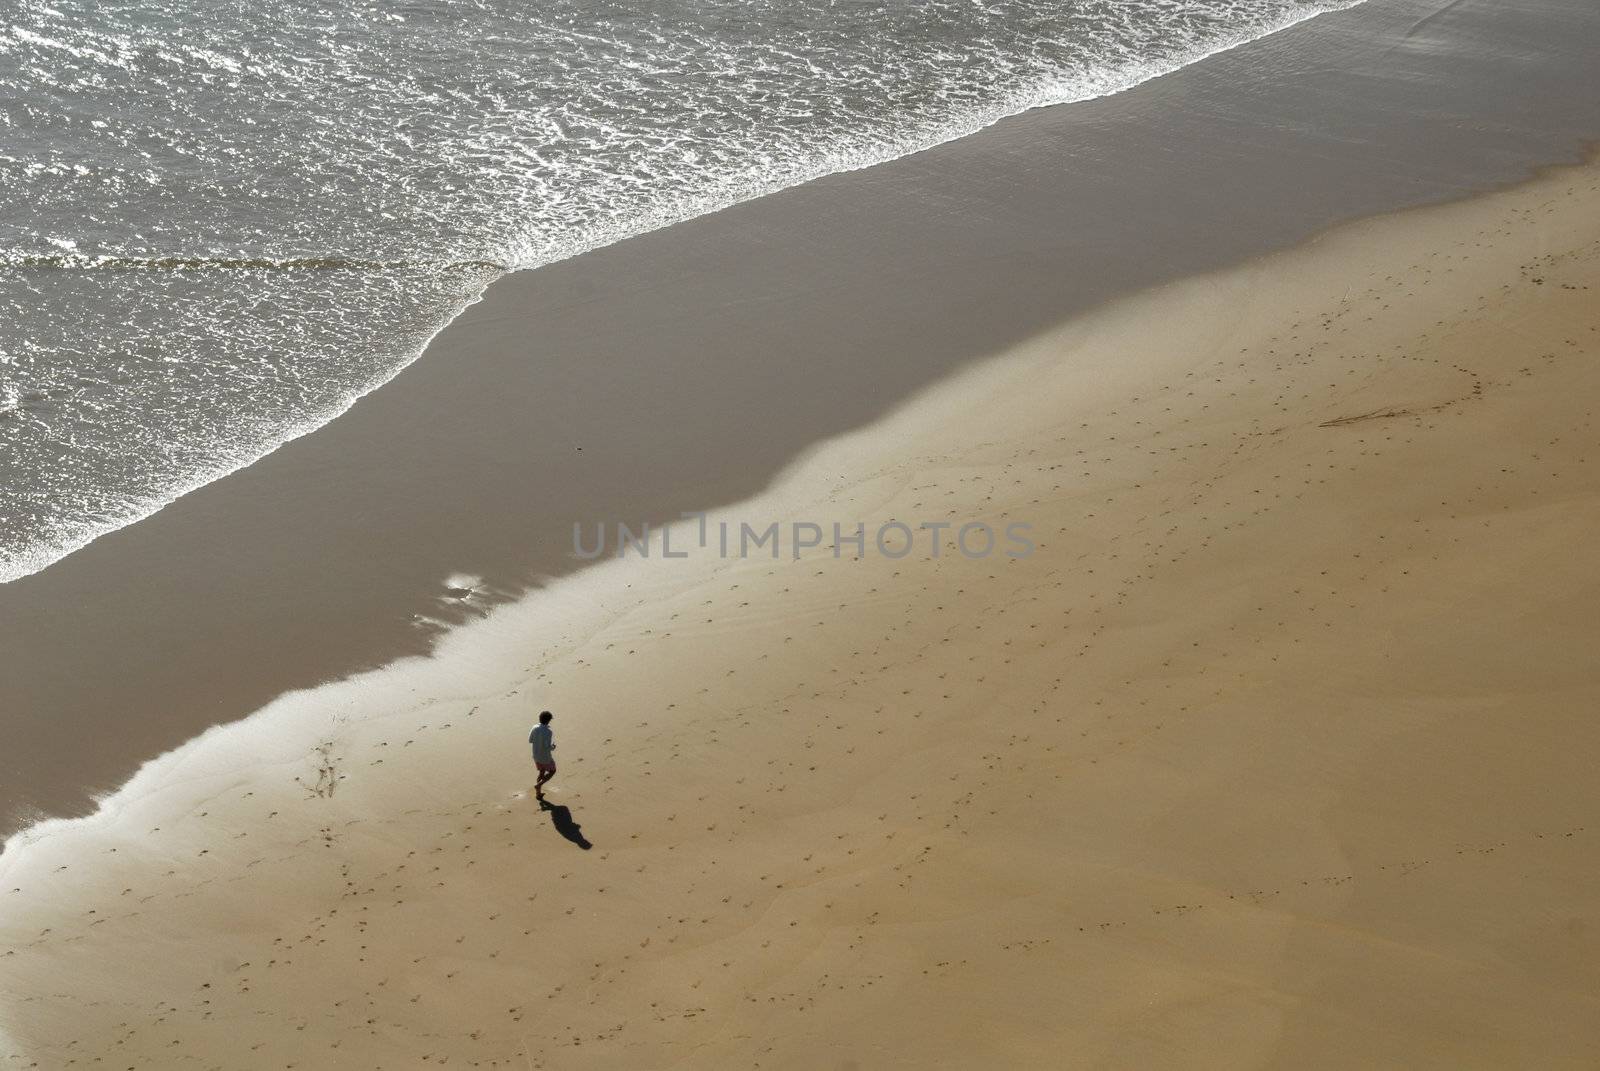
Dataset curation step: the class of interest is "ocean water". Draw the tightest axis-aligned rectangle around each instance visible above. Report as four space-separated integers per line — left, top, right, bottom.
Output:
0 0 1360 583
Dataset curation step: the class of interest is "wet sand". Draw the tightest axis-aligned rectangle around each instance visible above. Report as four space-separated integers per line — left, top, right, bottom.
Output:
3 0 1600 831
4 147 1599 1067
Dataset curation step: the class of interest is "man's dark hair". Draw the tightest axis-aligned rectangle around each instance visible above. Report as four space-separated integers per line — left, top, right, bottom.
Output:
539 711 553 724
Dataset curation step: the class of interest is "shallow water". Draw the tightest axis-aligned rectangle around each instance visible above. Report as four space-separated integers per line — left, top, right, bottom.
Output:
0 0 1361 583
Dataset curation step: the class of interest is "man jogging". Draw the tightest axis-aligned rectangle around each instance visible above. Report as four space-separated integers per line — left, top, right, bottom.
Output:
530 711 557 796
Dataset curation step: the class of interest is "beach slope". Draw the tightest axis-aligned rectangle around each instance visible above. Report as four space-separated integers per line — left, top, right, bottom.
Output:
3 154 1599 1067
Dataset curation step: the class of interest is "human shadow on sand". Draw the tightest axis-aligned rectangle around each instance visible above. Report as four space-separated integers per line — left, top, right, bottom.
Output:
538 795 592 850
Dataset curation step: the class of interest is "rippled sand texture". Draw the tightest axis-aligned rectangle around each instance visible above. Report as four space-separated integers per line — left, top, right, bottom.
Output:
4 154 1598 1068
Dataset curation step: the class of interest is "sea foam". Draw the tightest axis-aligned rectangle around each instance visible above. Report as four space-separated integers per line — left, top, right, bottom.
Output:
0 0 1366 585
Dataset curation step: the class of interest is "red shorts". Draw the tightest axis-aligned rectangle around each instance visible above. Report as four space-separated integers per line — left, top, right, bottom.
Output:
536 762 556 774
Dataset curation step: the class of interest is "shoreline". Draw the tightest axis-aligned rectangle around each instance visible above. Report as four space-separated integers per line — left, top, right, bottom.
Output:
5 147 1600 1065
3 0 1600 835
0 2 1360 591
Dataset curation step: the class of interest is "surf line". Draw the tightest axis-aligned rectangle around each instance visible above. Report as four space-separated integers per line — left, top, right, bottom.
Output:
6 252 508 273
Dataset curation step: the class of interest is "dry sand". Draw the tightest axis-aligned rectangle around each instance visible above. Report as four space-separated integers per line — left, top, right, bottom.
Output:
4 156 1600 1068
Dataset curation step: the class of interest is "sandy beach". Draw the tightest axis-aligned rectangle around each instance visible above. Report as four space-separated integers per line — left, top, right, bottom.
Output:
4 136 1600 1067
4 0 1600 832
5 1 1600 1066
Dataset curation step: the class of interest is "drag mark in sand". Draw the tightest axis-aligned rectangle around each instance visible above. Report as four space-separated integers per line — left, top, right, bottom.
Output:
1318 406 1416 427
295 741 342 800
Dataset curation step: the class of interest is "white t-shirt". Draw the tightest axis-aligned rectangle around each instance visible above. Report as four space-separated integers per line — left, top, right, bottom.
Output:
530 724 555 763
